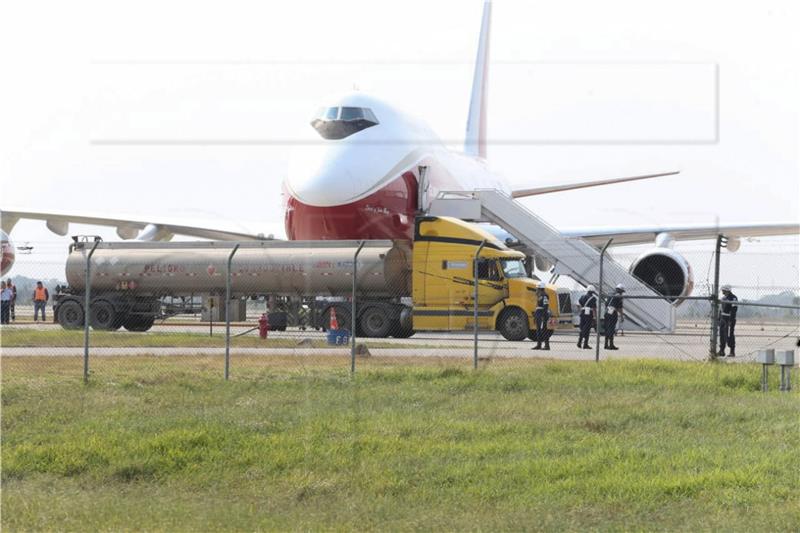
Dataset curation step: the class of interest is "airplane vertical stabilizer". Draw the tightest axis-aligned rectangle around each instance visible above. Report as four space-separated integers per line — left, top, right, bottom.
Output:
464 1 491 159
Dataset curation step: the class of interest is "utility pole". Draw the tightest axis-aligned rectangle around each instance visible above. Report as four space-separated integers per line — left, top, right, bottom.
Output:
473 240 487 370
351 241 365 374
83 239 100 383
709 234 723 360
596 239 612 363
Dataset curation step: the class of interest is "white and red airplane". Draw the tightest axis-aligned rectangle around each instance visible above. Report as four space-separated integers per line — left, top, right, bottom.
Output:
1 1 797 286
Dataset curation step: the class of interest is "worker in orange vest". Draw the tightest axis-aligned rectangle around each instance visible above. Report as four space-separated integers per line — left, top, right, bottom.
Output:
33 281 49 322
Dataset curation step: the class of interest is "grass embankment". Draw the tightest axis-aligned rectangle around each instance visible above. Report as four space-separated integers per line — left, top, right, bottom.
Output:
2 358 798 531
0 328 413 349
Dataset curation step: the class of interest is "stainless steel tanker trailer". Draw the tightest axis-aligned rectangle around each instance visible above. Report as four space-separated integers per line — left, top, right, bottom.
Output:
55 217 574 339
54 238 413 335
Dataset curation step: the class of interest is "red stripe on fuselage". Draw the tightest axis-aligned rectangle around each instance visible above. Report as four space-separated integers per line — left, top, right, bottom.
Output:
285 171 418 241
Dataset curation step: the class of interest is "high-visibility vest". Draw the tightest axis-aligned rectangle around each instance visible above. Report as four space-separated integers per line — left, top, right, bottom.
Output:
34 287 47 301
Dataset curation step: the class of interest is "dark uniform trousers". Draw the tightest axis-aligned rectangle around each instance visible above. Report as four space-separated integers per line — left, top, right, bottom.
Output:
577 292 597 348
533 293 551 348
604 313 618 346
534 308 550 344
604 295 623 348
578 313 593 347
719 292 738 355
719 316 736 352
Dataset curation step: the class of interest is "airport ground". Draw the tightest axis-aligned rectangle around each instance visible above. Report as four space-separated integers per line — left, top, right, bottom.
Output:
1 318 797 364
2 357 798 531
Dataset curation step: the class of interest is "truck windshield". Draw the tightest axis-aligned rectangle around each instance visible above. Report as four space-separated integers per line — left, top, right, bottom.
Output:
500 259 527 278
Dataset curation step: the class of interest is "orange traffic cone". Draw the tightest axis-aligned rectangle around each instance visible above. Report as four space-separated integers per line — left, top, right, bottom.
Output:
329 307 339 330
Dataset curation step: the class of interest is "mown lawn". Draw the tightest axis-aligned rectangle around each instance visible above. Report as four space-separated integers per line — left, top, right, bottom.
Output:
2 357 798 531
0 328 416 349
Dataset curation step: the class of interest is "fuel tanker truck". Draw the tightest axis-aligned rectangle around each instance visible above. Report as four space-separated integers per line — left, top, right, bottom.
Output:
54 216 573 340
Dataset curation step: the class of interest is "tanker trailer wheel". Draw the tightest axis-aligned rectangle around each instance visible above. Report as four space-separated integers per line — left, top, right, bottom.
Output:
123 316 155 332
90 300 119 331
498 307 529 341
57 300 84 330
359 306 391 338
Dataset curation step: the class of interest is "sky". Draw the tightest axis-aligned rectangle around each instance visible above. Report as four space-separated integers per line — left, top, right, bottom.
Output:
1 0 798 292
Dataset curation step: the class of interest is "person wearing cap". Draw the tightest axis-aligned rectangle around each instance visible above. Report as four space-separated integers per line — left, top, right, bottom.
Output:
604 284 625 350
531 286 551 350
718 284 738 357
577 285 597 349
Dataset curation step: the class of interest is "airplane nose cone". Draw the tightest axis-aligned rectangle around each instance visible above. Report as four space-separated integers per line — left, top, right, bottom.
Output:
286 144 364 207
286 140 414 207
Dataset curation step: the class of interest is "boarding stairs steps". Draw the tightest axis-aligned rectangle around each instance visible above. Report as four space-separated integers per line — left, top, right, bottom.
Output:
428 189 675 332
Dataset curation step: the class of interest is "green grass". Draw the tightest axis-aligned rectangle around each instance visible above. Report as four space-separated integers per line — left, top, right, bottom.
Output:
2 357 799 531
0 328 420 349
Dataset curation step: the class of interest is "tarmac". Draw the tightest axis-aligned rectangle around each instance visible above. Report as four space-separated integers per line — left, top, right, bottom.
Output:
2 320 797 363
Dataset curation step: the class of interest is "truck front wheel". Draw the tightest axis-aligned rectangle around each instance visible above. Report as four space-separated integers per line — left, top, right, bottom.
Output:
498 308 529 341
57 300 84 329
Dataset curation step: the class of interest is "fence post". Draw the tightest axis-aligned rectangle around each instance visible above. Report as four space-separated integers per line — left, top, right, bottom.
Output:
473 240 487 370
596 239 612 363
351 241 365 374
83 239 100 383
225 244 240 380
709 235 722 360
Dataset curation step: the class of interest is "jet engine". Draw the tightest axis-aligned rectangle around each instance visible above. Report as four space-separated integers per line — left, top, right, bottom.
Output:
629 234 693 303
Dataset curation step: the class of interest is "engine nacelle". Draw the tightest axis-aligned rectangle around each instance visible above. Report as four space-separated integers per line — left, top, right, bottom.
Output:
1 230 15 277
629 248 694 303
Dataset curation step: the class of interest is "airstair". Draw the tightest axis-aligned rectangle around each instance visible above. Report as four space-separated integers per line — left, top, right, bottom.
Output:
428 190 675 332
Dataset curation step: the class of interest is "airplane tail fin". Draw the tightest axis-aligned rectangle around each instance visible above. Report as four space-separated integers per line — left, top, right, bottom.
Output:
464 1 491 159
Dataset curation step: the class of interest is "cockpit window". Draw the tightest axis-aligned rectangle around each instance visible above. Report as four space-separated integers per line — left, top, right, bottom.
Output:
311 106 379 140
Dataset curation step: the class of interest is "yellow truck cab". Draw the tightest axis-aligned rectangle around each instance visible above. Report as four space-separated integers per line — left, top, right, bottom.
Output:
411 216 572 340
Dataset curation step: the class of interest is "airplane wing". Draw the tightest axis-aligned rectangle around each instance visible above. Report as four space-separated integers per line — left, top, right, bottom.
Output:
506 172 796 246
511 171 679 198
560 222 800 247
0 208 275 241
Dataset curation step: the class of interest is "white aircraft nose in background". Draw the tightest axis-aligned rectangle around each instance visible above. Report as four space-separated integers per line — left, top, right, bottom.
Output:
285 92 426 209
283 91 484 241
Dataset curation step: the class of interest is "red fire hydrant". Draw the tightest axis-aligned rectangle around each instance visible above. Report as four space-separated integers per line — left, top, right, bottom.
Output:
258 313 270 339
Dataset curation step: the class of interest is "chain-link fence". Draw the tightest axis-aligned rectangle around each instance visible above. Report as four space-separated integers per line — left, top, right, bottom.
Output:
1 235 797 383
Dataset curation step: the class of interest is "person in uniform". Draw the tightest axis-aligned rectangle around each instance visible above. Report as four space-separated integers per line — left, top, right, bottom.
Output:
604 284 625 350
719 284 738 357
0 281 11 324
6 278 16 322
531 286 551 350
577 285 597 349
